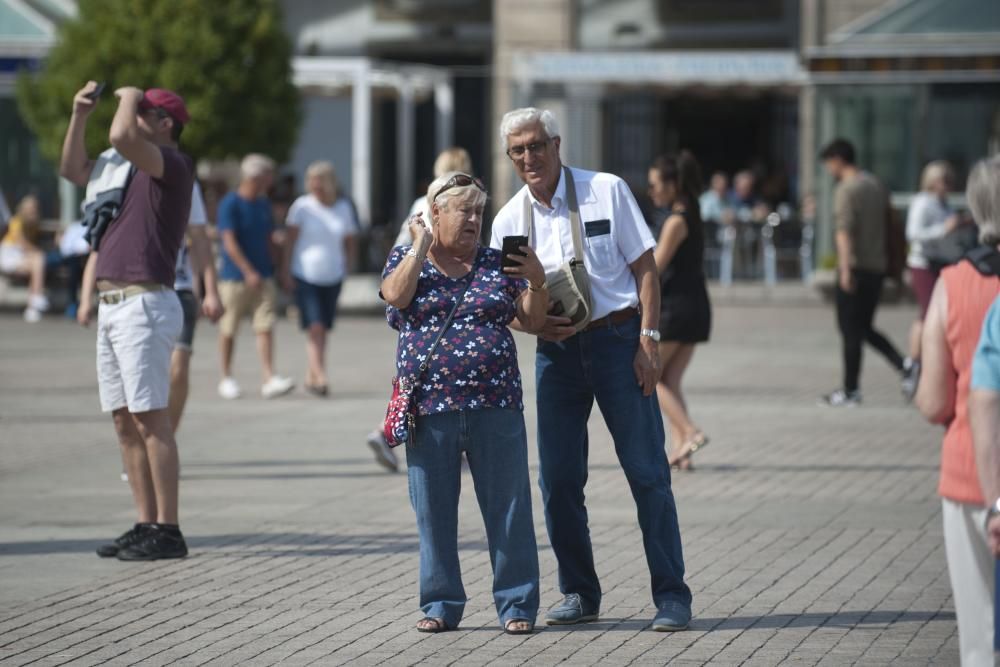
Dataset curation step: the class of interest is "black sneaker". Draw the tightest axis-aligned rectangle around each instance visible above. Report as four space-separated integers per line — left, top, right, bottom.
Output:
96 524 149 558
116 525 188 561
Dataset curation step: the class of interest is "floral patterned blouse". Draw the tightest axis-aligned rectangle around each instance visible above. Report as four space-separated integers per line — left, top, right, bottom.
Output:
382 245 526 416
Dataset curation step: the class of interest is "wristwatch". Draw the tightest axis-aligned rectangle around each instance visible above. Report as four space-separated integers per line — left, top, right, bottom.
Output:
987 497 1000 530
640 328 661 342
406 248 425 261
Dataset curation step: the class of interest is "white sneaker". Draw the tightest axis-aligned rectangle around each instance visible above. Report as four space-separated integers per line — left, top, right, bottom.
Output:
218 377 242 400
261 375 295 399
28 293 50 312
23 307 41 323
366 430 399 473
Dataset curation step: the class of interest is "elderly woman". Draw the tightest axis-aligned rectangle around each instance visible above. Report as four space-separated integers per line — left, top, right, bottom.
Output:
381 171 547 634
903 161 960 397
282 161 357 396
915 156 1000 667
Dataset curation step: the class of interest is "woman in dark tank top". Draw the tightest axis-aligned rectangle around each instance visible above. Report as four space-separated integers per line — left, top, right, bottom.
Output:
648 152 713 471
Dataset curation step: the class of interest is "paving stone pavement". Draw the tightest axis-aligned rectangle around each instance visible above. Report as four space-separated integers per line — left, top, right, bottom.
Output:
0 300 959 666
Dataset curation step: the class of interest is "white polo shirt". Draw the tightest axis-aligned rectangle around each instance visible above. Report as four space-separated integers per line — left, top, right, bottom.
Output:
490 166 654 321
173 181 208 292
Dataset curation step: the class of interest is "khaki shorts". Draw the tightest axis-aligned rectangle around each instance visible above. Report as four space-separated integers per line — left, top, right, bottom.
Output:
218 279 277 337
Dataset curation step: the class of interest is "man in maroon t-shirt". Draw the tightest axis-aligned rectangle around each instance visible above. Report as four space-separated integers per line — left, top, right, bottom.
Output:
60 81 194 561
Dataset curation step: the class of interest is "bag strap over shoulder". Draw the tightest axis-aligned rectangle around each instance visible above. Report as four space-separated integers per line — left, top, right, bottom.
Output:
417 274 473 374
523 166 585 264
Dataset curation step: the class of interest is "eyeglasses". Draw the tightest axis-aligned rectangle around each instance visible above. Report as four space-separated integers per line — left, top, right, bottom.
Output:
432 173 486 202
506 139 550 160
139 105 171 120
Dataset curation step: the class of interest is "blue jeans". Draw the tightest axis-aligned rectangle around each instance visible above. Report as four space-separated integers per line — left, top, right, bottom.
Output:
536 314 692 611
407 408 540 628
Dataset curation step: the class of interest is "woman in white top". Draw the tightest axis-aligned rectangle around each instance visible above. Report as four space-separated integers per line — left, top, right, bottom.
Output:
904 161 959 396
393 147 473 247
282 161 357 396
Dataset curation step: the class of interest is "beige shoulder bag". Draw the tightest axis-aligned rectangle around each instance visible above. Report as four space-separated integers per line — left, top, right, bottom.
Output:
523 166 593 332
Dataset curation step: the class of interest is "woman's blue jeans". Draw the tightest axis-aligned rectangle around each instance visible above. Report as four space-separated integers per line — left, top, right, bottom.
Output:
407 407 540 629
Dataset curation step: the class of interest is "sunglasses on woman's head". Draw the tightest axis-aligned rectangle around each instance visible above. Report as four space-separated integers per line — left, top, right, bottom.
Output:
433 174 486 202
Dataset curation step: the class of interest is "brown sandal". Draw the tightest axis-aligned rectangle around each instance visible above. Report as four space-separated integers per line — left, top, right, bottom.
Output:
416 617 449 633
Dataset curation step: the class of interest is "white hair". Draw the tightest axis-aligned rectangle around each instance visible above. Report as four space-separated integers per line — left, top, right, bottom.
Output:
240 153 275 181
967 156 1000 246
426 171 487 215
499 107 560 148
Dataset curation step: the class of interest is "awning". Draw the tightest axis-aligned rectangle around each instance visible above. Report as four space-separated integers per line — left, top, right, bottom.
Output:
511 50 808 88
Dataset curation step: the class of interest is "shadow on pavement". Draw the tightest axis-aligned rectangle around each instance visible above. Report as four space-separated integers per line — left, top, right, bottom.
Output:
0 532 489 556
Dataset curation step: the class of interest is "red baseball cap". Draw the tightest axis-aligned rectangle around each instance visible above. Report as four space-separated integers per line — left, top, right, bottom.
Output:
139 88 190 125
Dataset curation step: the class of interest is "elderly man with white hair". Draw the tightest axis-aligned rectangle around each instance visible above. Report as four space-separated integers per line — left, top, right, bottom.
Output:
490 107 692 631
216 153 294 400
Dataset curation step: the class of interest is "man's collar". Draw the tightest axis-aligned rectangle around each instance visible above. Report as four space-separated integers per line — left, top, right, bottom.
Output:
527 167 567 210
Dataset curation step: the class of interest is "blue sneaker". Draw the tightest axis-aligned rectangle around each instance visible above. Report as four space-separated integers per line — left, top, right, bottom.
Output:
652 601 691 631
544 593 599 625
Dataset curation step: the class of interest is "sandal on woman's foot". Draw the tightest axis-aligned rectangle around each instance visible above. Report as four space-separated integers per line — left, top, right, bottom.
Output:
416 617 449 633
504 618 535 635
687 432 710 455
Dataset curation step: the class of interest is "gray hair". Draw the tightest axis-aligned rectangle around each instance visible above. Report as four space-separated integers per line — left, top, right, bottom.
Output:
426 171 487 215
967 156 1000 246
499 107 560 148
240 153 275 181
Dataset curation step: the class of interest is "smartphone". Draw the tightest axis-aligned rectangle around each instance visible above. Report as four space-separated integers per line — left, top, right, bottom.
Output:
85 82 106 100
501 235 529 269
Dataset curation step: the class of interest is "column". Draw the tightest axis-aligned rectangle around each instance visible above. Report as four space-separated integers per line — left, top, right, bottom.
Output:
397 79 415 222
352 62 372 229
434 77 454 154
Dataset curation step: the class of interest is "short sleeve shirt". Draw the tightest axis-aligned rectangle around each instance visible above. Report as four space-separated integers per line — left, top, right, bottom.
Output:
286 194 356 286
972 294 1000 391
490 166 655 320
833 172 887 274
382 245 525 416
217 192 274 280
173 181 208 291
95 146 194 285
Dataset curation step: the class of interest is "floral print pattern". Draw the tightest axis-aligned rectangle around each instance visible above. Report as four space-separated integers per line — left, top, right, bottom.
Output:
383 245 526 416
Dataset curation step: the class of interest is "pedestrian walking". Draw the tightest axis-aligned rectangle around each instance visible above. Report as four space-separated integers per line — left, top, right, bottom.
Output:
903 160 961 399
918 156 1000 666
60 81 193 560
216 154 294 400
381 172 547 634
648 152 712 471
393 147 473 248
819 138 906 406
281 161 356 396
490 107 692 632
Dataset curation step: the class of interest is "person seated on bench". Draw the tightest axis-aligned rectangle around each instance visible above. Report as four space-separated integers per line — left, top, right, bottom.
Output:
0 195 49 322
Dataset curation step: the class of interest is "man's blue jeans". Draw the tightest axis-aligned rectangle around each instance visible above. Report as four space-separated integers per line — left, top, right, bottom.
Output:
407 408 540 629
536 314 692 612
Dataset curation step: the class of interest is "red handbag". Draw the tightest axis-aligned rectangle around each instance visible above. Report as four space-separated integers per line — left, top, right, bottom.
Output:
382 282 471 447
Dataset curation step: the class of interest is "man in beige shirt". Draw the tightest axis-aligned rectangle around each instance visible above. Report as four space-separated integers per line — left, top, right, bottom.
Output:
820 138 906 406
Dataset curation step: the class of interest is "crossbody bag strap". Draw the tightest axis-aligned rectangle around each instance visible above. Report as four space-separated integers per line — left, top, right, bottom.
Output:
522 192 534 246
417 275 474 375
563 166 585 263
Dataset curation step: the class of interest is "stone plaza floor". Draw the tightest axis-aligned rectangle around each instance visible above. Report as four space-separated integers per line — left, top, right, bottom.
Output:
0 299 959 665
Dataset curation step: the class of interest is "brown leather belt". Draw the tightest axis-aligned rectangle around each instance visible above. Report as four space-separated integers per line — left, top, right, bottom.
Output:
583 306 639 332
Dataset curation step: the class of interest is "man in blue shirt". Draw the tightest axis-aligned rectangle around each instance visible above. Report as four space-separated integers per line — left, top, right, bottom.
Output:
217 153 294 400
